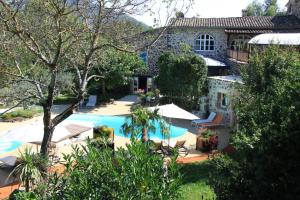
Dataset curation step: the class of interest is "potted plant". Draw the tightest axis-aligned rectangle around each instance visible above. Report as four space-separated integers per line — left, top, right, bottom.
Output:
196 130 217 152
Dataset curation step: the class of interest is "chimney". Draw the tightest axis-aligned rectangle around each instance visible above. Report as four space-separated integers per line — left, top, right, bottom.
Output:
176 12 185 18
242 9 248 17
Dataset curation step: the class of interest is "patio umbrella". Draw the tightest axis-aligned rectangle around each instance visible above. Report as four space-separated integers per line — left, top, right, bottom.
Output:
0 121 93 143
148 103 198 146
148 103 199 120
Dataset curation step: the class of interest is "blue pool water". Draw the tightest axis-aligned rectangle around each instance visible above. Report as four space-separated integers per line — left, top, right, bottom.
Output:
66 114 188 140
0 140 23 155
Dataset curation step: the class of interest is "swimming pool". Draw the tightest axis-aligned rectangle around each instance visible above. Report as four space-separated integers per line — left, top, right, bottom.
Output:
66 114 188 140
0 140 23 155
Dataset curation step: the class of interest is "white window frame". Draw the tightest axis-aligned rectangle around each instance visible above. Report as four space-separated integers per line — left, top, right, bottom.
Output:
195 34 215 52
133 77 139 93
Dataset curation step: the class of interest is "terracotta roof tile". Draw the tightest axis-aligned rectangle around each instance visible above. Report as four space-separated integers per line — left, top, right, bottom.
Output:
170 16 300 29
224 29 300 34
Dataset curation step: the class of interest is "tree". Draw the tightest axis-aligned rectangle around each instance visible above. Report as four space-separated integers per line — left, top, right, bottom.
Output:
89 49 145 96
122 106 169 143
246 0 264 16
245 0 279 16
209 46 300 199
264 0 278 16
157 50 207 109
0 0 193 157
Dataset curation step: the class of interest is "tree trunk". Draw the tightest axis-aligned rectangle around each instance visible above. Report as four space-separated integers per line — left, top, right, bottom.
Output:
40 105 54 156
141 128 148 143
25 177 29 192
102 80 106 96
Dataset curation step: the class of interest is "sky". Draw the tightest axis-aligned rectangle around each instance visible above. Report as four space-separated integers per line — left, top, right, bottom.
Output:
133 0 289 27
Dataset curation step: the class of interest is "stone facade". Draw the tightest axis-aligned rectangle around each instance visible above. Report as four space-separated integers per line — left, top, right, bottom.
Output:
287 0 300 18
207 76 242 126
147 27 228 76
147 34 168 76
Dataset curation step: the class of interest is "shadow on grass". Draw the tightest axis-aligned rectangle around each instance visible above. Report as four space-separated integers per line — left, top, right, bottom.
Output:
180 160 213 184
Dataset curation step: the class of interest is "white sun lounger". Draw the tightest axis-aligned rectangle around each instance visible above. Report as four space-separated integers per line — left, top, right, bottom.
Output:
0 156 17 167
86 95 97 107
191 112 216 126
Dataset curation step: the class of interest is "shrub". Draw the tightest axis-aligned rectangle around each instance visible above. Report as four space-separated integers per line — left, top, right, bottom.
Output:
146 91 155 98
37 140 181 199
1 107 42 120
93 125 114 139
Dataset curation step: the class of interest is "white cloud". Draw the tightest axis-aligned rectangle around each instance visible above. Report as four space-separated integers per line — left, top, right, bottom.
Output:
133 0 289 26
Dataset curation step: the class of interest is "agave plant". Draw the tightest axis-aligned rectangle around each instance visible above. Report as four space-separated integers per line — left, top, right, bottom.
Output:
10 147 47 192
121 106 170 143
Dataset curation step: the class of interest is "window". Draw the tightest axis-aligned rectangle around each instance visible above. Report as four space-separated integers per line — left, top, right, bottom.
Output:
195 34 215 52
217 93 229 109
139 51 147 64
230 35 251 51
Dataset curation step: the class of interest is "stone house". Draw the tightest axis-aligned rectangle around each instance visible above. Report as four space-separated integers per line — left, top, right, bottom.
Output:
207 76 242 126
287 0 300 18
133 14 300 93
132 1 300 125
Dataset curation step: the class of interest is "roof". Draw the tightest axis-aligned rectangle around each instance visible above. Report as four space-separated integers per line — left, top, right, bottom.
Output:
169 16 300 29
248 33 300 45
224 29 300 34
208 75 243 83
197 54 227 67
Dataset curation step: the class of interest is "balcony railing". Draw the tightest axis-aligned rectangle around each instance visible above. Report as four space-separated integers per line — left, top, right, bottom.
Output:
227 49 249 63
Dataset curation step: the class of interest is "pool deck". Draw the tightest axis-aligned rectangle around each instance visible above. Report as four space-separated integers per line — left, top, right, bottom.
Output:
0 94 230 159
0 95 231 197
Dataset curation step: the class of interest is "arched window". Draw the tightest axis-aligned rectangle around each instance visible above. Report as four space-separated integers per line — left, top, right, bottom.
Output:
195 34 215 52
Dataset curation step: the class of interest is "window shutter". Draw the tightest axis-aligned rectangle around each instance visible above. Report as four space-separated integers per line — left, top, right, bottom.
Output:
217 93 221 108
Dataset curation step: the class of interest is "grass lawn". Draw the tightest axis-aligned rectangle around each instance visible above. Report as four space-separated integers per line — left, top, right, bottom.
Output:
179 161 216 200
53 94 78 104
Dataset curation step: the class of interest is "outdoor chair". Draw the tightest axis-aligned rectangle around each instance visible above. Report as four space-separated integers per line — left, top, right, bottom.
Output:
86 95 97 107
173 140 189 157
149 141 169 156
0 156 18 168
198 114 224 130
191 112 216 127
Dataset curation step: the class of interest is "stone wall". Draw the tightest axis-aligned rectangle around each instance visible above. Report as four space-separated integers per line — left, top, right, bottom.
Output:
208 77 241 126
146 27 228 76
288 0 300 18
147 34 168 75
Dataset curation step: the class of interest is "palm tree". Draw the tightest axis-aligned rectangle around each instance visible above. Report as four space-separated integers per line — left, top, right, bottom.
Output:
10 148 47 192
122 106 170 143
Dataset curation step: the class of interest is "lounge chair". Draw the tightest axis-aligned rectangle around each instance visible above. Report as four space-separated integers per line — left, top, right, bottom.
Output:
149 141 169 156
191 112 216 127
0 156 18 168
198 114 223 129
86 95 97 107
172 140 188 157
29 124 92 163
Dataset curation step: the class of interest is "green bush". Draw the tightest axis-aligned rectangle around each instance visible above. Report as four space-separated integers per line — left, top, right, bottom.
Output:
1 107 42 120
201 130 215 139
9 190 38 200
36 140 181 199
93 125 114 139
146 91 155 98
